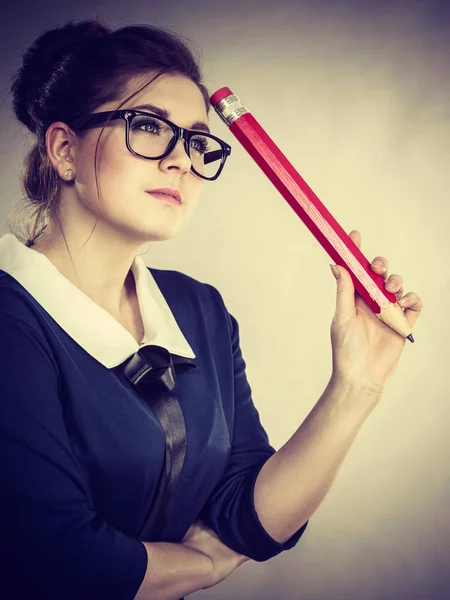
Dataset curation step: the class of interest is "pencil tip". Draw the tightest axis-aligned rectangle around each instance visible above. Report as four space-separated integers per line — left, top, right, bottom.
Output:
407 334 415 343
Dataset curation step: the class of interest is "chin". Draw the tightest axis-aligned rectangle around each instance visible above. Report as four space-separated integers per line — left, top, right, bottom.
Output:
148 232 178 242
122 212 184 242
143 224 184 242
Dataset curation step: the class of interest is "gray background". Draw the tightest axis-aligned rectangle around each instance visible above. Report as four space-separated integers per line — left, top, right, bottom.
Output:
1 1 448 598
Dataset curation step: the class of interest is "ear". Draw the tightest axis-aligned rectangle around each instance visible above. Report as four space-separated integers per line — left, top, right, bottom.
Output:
45 122 77 179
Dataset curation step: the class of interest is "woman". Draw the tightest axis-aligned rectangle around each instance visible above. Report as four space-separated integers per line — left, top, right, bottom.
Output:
0 19 422 600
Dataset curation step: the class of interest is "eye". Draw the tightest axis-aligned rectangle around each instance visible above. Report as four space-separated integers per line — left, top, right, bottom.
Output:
132 118 163 134
190 136 210 154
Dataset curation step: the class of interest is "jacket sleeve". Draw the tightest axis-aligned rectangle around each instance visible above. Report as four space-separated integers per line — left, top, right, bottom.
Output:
198 288 308 561
0 313 147 600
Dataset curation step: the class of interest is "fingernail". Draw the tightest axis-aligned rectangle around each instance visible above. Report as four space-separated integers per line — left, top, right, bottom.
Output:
330 264 340 280
372 260 383 268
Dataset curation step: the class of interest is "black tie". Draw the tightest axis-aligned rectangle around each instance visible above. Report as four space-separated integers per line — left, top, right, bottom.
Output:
122 345 196 540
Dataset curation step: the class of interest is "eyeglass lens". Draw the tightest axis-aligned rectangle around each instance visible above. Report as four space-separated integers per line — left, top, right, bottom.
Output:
129 114 224 179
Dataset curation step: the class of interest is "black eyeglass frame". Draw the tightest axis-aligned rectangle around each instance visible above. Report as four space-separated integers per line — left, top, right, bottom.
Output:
69 109 232 181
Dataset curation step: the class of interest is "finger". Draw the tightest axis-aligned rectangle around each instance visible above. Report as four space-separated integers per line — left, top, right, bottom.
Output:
385 274 403 298
349 230 361 250
371 256 389 280
331 264 356 323
397 292 423 327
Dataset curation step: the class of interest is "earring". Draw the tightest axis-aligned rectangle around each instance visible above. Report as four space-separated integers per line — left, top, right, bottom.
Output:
63 169 74 180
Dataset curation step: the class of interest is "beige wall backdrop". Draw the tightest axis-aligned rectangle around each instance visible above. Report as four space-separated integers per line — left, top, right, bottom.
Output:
1 1 448 598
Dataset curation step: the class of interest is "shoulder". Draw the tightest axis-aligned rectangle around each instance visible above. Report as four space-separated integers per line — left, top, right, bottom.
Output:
0 271 60 378
148 266 228 312
148 267 235 340
148 266 220 296
0 270 45 327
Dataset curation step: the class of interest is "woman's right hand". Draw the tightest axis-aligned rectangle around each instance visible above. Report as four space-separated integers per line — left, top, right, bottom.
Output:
181 519 250 588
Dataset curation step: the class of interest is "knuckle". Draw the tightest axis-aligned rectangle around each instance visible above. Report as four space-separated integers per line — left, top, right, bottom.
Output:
414 295 424 310
403 292 424 310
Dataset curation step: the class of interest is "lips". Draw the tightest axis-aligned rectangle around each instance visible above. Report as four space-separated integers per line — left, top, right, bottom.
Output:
147 187 182 203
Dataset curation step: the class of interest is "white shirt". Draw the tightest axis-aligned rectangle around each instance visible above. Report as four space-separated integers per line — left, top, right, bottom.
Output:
0 233 195 368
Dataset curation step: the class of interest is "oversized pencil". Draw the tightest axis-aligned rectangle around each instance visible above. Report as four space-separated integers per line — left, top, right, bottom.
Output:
210 87 414 343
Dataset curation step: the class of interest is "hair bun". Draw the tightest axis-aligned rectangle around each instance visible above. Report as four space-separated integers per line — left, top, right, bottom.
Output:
11 20 109 133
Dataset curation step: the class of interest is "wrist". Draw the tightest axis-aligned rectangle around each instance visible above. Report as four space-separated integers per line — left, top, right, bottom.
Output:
136 542 215 600
179 543 214 588
328 374 383 412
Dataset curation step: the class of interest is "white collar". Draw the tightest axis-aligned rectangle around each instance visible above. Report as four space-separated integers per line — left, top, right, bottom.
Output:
0 234 195 368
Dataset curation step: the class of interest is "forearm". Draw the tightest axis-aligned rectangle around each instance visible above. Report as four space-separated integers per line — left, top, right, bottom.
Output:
254 376 381 544
134 541 213 600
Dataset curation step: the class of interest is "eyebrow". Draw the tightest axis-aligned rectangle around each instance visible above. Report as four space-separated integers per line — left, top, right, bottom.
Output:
130 103 211 134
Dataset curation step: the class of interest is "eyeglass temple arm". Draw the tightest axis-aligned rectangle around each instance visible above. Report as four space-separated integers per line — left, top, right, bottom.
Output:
204 150 224 165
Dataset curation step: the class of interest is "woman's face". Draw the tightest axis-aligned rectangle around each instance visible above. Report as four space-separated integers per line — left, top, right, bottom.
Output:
70 73 210 244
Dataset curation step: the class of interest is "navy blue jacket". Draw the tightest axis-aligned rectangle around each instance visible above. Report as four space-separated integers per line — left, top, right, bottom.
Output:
0 235 307 600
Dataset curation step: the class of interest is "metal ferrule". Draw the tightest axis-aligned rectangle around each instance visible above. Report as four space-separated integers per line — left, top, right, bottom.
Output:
213 94 249 127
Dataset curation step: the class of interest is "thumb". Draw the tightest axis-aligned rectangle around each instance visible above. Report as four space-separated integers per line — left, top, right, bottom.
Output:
330 264 356 323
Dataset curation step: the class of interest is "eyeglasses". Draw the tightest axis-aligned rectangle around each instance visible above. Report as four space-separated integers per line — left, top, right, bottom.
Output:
69 109 232 181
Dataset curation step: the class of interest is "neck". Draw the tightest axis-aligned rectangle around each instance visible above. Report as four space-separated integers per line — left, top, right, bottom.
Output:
29 223 145 319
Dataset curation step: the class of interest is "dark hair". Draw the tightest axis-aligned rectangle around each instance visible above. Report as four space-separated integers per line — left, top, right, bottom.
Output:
8 19 211 246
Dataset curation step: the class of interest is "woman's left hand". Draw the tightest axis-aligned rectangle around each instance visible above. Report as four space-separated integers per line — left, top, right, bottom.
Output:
329 230 423 396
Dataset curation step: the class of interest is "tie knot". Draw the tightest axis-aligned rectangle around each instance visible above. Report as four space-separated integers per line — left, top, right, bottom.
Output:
123 345 195 392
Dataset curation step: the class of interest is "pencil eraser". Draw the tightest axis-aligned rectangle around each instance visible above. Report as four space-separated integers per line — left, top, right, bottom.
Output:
210 87 233 107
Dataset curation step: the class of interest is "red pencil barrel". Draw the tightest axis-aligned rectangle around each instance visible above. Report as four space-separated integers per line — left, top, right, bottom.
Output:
211 89 397 313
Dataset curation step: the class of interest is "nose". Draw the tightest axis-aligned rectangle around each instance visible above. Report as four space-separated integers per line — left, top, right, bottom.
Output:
159 138 191 174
